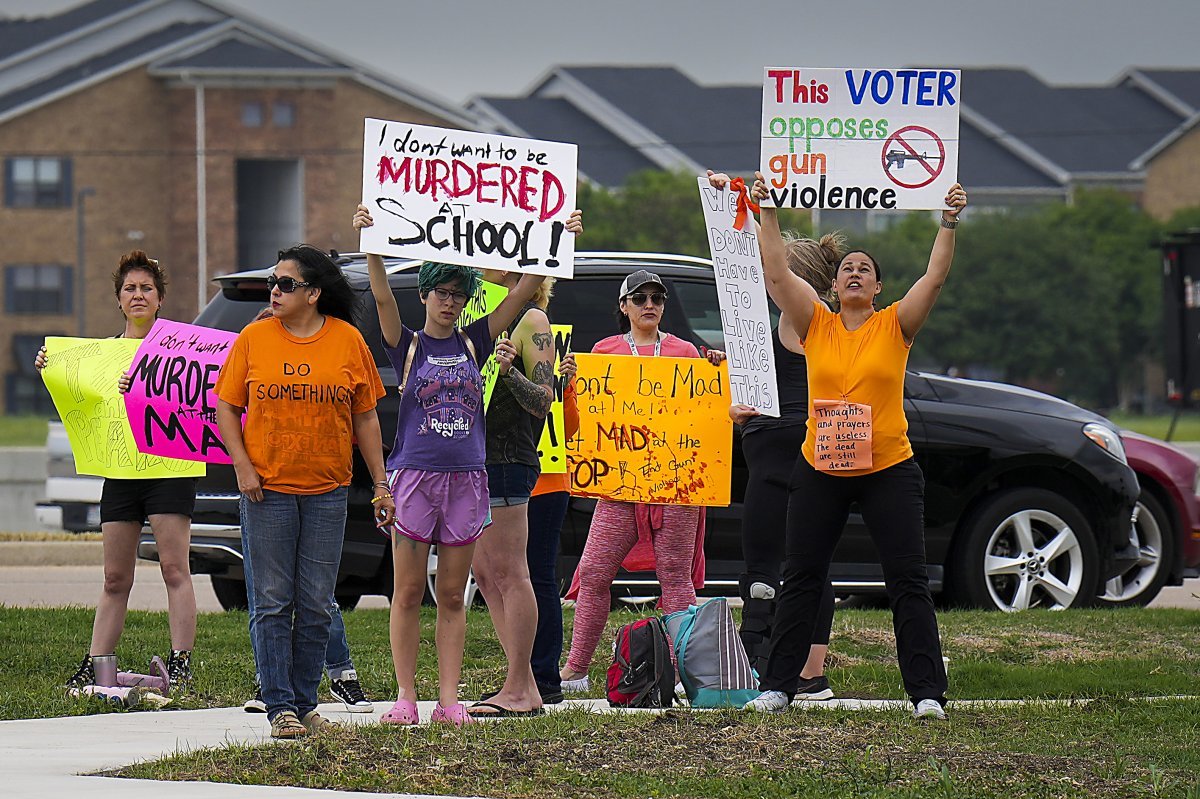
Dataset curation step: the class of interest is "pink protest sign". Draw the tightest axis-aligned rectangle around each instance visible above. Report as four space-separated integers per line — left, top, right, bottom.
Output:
123 319 237 463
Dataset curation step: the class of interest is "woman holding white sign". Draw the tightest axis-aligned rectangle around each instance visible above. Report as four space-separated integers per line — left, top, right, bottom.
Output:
36 251 198 694
352 204 581 726
740 172 967 720
559 270 725 693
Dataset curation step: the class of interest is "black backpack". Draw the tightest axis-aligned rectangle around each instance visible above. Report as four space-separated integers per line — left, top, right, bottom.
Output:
606 616 675 708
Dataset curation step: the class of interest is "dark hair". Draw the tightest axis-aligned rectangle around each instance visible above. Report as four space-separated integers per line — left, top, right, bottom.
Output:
841 249 882 283
112 250 166 298
616 306 631 333
418 261 481 298
276 245 359 324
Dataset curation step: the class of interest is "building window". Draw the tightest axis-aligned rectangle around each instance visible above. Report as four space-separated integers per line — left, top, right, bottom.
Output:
272 102 295 128
4 157 72 207
241 102 264 127
4 264 73 315
8 333 59 415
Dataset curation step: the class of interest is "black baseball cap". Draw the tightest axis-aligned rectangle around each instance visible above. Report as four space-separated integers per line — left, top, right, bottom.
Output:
618 270 667 299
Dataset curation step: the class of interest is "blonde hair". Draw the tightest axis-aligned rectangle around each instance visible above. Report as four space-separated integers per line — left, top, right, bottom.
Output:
532 276 556 310
782 230 845 302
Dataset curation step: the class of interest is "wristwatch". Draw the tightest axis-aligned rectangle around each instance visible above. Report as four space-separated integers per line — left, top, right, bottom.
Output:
940 216 959 230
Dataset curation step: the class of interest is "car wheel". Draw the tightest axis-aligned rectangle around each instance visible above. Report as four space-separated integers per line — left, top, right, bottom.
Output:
426 547 479 607
950 488 1100 611
1098 488 1175 607
211 576 249 612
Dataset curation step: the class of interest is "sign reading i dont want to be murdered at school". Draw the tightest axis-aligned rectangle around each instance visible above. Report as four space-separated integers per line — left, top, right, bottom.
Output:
567 354 731 506
360 119 578 277
697 177 778 416
761 67 960 211
124 320 238 464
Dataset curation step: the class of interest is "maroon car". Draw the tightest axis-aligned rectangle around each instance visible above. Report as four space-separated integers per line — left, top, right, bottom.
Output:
1108 432 1200 606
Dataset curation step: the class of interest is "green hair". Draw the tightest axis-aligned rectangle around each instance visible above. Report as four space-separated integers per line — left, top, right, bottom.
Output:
417 261 481 298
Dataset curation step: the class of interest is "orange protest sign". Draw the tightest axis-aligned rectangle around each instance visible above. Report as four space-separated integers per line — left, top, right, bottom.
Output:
567 353 731 506
811 399 873 472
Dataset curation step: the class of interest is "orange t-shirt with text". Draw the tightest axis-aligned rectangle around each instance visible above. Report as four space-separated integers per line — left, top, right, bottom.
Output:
215 316 385 494
800 301 913 475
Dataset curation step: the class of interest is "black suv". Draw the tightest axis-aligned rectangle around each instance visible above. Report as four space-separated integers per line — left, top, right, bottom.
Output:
137 252 1141 612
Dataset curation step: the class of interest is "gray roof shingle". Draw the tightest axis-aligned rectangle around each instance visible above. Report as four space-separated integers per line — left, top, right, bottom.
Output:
152 37 345 72
474 96 657 186
0 0 147 64
0 21 213 116
1137 69 1200 112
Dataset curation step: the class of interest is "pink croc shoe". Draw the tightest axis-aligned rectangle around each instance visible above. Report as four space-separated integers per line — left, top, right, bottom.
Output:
380 698 419 725
431 702 475 727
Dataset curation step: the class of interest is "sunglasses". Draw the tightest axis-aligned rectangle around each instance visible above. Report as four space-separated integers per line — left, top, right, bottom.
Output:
626 291 666 307
430 287 470 304
267 275 312 293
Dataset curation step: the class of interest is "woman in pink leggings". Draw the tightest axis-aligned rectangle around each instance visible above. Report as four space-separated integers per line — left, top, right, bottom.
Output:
560 270 724 692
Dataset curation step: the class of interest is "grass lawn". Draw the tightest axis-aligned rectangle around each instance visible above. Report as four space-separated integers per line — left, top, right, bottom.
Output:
1107 412 1200 441
4 604 1200 797
0 414 49 446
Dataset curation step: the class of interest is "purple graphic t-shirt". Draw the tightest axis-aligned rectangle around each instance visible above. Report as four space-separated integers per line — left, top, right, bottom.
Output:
384 317 494 472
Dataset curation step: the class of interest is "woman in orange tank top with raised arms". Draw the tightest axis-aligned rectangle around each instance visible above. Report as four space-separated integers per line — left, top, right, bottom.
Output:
715 170 967 720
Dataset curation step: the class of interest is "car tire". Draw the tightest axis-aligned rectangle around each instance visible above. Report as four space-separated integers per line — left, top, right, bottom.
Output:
211 576 249 612
1098 488 1176 607
948 488 1100 611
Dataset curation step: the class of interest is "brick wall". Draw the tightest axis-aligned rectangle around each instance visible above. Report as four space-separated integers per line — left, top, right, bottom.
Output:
1142 127 1200 221
0 65 465 414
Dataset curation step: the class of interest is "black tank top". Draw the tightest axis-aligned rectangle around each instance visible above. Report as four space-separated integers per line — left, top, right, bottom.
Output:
485 302 547 467
741 326 809 437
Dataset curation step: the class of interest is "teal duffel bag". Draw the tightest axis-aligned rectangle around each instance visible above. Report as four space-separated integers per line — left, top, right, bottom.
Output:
665 598 760 708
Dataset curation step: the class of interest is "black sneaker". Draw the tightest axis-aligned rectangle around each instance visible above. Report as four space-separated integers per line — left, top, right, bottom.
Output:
329 670 373 713
792 675 834 702
65 655 95 690
166 649 193 694
243 686 267 713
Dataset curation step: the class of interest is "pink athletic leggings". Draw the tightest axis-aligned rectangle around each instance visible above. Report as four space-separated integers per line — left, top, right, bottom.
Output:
565 499 700 674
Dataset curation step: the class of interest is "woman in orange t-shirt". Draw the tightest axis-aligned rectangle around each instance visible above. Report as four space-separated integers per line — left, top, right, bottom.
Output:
740 173 968 721
215 245 391 739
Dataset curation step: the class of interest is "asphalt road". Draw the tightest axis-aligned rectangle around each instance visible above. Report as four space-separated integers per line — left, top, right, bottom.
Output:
0 564 1194 612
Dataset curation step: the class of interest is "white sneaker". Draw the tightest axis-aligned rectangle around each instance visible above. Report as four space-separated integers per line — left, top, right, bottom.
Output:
913 698 947 720
561 675 589 694
743 690 790 713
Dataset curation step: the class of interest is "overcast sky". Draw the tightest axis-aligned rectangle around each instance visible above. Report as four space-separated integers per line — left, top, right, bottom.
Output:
3 0 1198 105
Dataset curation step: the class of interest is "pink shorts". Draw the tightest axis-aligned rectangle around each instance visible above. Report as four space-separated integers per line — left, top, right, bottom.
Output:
383 468 490 546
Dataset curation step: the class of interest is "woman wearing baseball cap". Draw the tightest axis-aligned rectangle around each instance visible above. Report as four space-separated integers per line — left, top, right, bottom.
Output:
559 270 725 693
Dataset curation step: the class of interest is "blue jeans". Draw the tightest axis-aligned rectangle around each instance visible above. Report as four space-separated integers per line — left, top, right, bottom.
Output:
526 490 569 691
240 487 347 720
242 537 355 681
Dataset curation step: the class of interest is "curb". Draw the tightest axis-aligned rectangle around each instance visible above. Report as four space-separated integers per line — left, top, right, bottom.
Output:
0 541 104 567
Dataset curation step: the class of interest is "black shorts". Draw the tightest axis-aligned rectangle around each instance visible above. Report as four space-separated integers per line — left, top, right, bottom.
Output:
100 477 198 524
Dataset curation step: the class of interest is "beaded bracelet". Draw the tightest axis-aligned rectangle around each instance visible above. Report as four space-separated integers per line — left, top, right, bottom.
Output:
370 493 393 504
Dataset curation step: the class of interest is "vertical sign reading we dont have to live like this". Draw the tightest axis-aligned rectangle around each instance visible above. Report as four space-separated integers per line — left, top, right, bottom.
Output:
697 177 778 416
761 67 960 211
360 119 578 277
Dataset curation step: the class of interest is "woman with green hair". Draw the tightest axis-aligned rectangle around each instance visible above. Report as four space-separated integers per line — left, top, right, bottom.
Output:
352 203 582 726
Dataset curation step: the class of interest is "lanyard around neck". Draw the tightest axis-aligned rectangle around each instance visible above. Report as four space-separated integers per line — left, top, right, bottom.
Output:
624 331 662 357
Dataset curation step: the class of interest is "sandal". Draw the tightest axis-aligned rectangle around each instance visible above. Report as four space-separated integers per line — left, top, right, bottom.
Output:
381 698 419 725
300 710 339 732
270 710 308 739
431 702 475 727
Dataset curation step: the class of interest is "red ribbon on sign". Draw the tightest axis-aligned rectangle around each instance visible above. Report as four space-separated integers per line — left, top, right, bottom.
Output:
729 177 761 231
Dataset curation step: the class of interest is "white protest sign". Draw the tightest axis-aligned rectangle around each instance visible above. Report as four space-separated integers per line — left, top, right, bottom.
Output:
697 177 778 417
360 119 578 277
760 67 960 211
